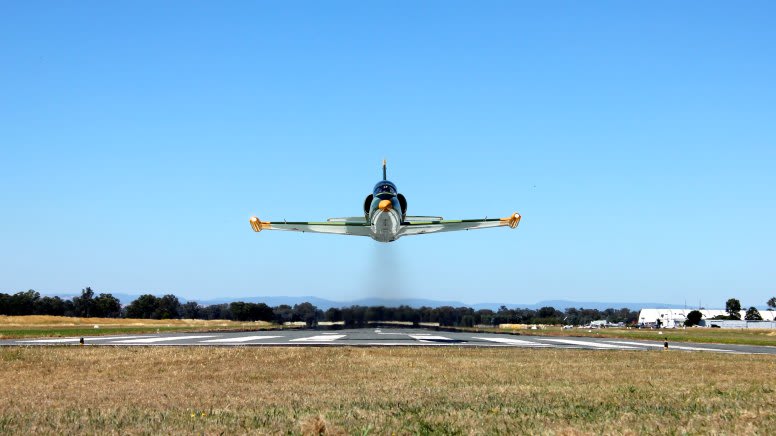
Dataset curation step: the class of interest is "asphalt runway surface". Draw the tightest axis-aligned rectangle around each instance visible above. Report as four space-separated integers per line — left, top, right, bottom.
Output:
2 328 776 354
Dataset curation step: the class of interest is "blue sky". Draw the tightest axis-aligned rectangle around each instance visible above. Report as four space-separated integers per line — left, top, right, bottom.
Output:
2 2 774 308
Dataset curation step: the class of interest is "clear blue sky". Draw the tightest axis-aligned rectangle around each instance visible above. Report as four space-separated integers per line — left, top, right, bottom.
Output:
2 2 774 308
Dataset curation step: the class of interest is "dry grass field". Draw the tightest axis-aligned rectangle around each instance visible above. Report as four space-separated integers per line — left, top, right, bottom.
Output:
1 347 774 434
0 315 279 339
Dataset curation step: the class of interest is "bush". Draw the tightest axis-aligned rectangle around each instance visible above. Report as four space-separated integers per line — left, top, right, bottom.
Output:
684 310 703 326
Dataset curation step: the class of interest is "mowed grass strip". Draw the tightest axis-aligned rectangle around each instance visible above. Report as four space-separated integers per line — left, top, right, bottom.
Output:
0 316 281 339
0 347 774 434
458 325 776 347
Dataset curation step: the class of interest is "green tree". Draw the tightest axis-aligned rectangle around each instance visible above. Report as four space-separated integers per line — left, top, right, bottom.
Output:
229 302 273 321
767 297 776 310
684 310 703 326
201 303 230 320
0 293 9 315
461 314 475 327
324 307 343 322
293 302 320 327
2 290 40 315
73 287 96 317
273 304 293 324
35 296 70 316
180 301 202 319
93 293 121 318
249 302 274 322
725 298 742 320
229 302 248 320
745 307 763 321
153 294 181 319
124 294 159 319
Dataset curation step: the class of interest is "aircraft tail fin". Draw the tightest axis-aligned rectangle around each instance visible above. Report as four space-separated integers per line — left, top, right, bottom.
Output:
382 159 387 180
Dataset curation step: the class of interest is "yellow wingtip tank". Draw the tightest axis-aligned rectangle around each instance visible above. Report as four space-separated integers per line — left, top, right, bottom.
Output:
250 216 270 232
500 212 521 229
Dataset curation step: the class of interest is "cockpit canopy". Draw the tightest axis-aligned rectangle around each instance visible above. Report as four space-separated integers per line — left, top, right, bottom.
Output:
373 181 397 197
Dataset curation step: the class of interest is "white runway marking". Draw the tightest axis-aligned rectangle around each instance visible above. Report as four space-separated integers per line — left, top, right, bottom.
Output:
200 336 282 343
409 335 455 342
113 335 216 344
603 340 737 353
366 342 413 346
375 331 408 336
538 338 638 349
16 336 153 344
290 334 346 342
473 337 551 346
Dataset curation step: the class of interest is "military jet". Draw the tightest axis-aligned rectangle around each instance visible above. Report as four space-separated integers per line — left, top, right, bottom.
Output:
249 161 520 243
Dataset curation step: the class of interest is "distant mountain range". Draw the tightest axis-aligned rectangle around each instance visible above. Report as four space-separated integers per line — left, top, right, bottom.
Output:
37 292 691 311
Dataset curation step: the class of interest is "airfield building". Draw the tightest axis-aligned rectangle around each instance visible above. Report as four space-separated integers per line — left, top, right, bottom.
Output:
638 309 776 328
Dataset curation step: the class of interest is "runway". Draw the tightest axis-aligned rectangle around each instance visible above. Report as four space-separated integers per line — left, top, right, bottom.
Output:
3 328 776 354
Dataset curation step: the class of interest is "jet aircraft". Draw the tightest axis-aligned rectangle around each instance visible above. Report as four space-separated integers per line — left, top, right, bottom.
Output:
249 161 520 243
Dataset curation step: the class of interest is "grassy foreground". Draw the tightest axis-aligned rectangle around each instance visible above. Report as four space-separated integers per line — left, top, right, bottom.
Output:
1 347 774 434
0 315 279 339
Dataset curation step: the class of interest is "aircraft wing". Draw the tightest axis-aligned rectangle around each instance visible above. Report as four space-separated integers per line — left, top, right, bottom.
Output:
250 216 372 237
398 212 521 237
326 217 367 223
404 216 444 222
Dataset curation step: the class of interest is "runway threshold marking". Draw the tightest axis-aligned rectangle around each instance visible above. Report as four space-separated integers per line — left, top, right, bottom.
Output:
538 338 638 349
113 335 217 344
472 337 551 346
603 340 737 353
200 335 283 343
289 334 347 342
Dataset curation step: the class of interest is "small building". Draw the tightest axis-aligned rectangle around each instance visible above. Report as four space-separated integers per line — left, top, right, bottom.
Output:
704 320 776 329
637 308 776 328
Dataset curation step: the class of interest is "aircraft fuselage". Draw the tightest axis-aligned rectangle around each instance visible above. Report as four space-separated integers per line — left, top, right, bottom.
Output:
367 180 404 242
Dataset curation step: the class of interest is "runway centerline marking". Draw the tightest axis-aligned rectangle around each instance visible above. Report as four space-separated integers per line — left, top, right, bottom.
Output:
538 338 638 349
603 340 737 353
472 337 551 346
200 335 282 343
290 334 346 342
113 335 217 344
409 335 457 342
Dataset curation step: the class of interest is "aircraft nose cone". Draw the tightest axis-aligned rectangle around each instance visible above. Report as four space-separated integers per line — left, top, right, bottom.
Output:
378 199 392 211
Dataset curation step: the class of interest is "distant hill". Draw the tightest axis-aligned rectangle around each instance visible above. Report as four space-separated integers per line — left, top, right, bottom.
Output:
38 292 694 311
195 296 692 311
504 300 689 311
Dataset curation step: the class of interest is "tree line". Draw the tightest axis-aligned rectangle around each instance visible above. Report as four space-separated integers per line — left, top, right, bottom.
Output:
0 288 121 318
682 297 775 326
3 288 774 328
